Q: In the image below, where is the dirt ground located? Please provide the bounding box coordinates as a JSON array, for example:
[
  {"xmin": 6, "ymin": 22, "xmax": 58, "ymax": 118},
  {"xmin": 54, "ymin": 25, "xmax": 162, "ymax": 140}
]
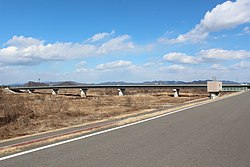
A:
[{"xmin": 0, "ymin": 88, "xmax": 208, "ymax": 140}]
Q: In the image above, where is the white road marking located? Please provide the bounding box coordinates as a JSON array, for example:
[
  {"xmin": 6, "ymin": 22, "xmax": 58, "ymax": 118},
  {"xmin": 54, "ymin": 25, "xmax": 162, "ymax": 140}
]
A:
[{"xmin": 0, "ymin": 99, "xmax": 218, "ymax": 161}]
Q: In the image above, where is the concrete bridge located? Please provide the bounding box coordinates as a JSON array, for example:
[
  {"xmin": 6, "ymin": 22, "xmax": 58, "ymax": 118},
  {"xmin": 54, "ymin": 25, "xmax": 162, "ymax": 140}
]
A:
[{"xmin": 7, "ymin": 84, "xmax": 250, "ymax": 97}]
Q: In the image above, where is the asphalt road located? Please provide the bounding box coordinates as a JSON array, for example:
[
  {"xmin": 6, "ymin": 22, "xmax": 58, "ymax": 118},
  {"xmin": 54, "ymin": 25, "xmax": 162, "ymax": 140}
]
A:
[{"xmin": 1, "ymin": 91, "xmax": 250, "ymax": 167}]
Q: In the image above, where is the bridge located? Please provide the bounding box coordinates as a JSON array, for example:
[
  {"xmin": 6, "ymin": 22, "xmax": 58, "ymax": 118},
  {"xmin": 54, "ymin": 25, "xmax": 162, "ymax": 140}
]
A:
[
  {"xmin": 7, "ymin": 84, "xmax": 250, "ymax": 97},
  {"xmin": 1, "ymin": 90, "xmax": 250, "ymax": 166}
]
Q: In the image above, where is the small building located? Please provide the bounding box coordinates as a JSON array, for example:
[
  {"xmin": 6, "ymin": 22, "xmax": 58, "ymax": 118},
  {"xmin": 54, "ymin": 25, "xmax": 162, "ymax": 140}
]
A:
[
  {"xmin": 207, "ymin": 81, "xmax": 222, "ymax": 99},
  {"xmin": 207, "ymin": 81, "xmax": 222, "ymax": 92}
]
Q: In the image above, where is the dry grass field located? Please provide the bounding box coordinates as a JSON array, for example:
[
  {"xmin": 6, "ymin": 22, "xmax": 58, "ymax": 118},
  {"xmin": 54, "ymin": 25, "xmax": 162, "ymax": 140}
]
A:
[{"xmin": 0, "ymin": 88, "xmax": 208, "ymax": 140}]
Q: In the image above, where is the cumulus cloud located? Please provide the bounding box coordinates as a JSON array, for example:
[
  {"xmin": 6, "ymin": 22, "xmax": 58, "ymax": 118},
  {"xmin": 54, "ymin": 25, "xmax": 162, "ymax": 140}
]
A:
[
  {"xmin": 231, "ymin": 61, "xmax": 250, "ymax": 69},
  {"xmin": 85, "ymin": 31, "xmax": 115, "ymax": 43},
  {"xmin": 210, "ymin": 64, "xmax": 228, "ymax": 70},
  {"xmin": 95, "ymin": 60, "xmax": 133, "ymax": 70},
  {"xmin": 243, "ymin": 26, "xmax": 250, "ymax": 34},
  {"xmin": 161, "ymin": 0, "xmax": 250, "ymax": 43},
  {"xmin": 210, "ymin": 61, "xmax": 250, "ymax": 71},
  {"xmin": 200, "ymin": 48, "xmax": 250, "ymax": 60},
  {"xmin": 160, "ymin": 64, "xmax": 188, "ymax": 72},
  {"xmin": 163, "ymin": 52, "xmax": 201, "ymax": 64},
  {"xmin": 143, "ymin": 60, "xmax": 163, "ymax": 67},
  {"xmin": 72, "ymin": 60, "xmax": 149, "ymax": 82},
  {"xmin": 163, "ymin": 48, "xmax": 250, "ymax": 65},
  {"xmin": 5, "ymin": 35, "xmax": 44, "ymax": 47},
  {"xmin": 75, "ymin": 61, "xmax": 87, "ymax": 69},
  {"xmin": 1, "ymin": 58, "xmax": 250, "ymax": 85},
  {"xmin": 97, "ymin": 35, "xmax": 134, "ymax": 54},
  {"xmin": 0, "ymin": 34, "xmax": 135, "ymax": 66},
  {"xmin": 75, "ymin": 67, "xmax": 90, "ymax": 73}
]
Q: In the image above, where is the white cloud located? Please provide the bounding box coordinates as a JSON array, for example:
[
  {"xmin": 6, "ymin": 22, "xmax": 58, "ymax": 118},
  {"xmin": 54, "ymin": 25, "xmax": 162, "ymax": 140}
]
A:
[
  {"xmin": 160, "ymin": 64, "xmax": 188, "ymax": 71},
  {"xmin": 143, "ymin": 59, "xmax": 163, "ymax": 67},
  {"xmin": 231, "ymin": 61, "xmax": 250, "ymax": 69},
  {"xmin": 74, "ymin": 60, "xmax": 135, "ymax": 73},
  {"xmin": 85, "ymin": 31, "xmax": 115, "ymax": 43},
  {"xmin": 0, "ymin": 34, "xmax": 136, "ymax": 66},
  {"xmin": 201, "ymin": 0, "xmax": 250, "ymax": 31},
  {"xmin": 75, "ymin": 67, "xmax": 90, "ymax": 73},
  {"xmin": 143, "ymin": 62, "xmax": 156, "ymax": 67},
  {"xmin": 5, "ymin": 35, "xmax": 44, "ymax": 47},
  {"xmin": 97, "ymin": 35, "xmax": 134, "ymax": 54},
  {"xmin": 163, "ymin": 52, "xmax": 200, "ymax": 64},
  {"xmin": 210, "ymin": 61, "xmax": 250, "ymax": 71},
  {"xmin": 200, "ymin": 48, "xmax": 250, "ymax": 60},
  {"xmin": 243, "ymin": 26, "xmax": 250, "ymax": 34},
  {"xmin": 95, "ymin": 60, "xmax": 132, "ymax": 70},
  {"xmin": 75, "ymin": 61, "xmax": 87, "ymax": 69},
  {"xmin": 210, "ymin": 64, "xmax": 228, "ymax": 70},
  {"xmin": 73, "ymin": 61, "xmax": 149, "ymax": 83},
  {"xmin": 143, "ymin": 61, "xmax": 161, "ymax": 67},
  {"xmin": 1, "ymin": 59, "xmax": 250, "ymax": 85},
  {"xmin": 162, "ymin": 48, "xmax": 250, "ymax": 67},
  {"xmin": 162, "ymin": 0, "xmax": 250, "ymax": 43}
]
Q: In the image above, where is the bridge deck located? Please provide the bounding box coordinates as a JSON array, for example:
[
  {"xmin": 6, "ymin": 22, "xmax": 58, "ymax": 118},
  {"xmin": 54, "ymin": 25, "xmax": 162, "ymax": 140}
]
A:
[{"xmin": 9, "ymin": 84, "xmax": 249, "ymax": 91}]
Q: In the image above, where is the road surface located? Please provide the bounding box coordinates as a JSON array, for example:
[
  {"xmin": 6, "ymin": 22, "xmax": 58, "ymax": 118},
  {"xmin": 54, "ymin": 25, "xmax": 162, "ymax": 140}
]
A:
[{"xmin": 1, "ymin": 91, "xmax": 250, "ymax": 166}]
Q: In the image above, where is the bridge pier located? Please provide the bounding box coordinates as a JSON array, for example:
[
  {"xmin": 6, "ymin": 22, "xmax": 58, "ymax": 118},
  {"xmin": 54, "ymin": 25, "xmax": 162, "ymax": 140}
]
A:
[
  {"xmin": 209, "ymin": 92, "xmax": 220, "ymax": 99},
  {"xmin": 173, "ymin": 89, "xmax": 180, "ymax": 97},
  {"xmin": 27, "ymin": 89, "xmax": 35, "ymax": 94},
  {"xmin": 118, "ymin": 88, "xmax": 125, "ymax": 96},
  {"xmin": 80, "ymin": 88, "xmax": 88, "ymax": 97},
  {"xmin": 19, "ymin": 89, "xmax": 34, "ymax": 93},
  {"xmin": 4, "ymin": 87, "xmax": 16, "ymax": 94},
  {"xmin": 51, "ymin": 89, "xmax": 59, "ymax": 95}
]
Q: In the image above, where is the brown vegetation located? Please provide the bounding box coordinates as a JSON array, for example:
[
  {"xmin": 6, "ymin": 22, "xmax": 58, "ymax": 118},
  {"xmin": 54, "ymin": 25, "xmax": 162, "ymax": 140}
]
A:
[{"xmin": 0, "ymin": 88, "xmax": 207, "ymax": 140}]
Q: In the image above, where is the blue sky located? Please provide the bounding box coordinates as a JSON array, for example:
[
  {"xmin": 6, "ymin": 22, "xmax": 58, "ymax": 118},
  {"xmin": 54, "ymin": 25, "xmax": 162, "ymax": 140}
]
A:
[{"xmin": 0, "ymin": 0, "xmax": 250, "ymax": 84}]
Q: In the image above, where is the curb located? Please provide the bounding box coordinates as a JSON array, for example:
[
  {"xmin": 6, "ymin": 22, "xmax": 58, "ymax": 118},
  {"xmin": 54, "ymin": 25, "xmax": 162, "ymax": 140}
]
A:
[{"xmin": 0, "ymin": 122, "xmax": 113, "ymax": 151}]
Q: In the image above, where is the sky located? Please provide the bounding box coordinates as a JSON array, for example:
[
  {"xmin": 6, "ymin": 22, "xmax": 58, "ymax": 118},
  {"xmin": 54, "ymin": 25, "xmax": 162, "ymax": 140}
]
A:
[{"xmin": 0, "ymin": 0, "xmax": 250, "ymax": 84}]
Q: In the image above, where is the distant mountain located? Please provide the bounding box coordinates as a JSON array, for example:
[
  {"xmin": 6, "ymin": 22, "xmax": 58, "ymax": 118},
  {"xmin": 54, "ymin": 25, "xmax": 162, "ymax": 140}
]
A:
[
  {"xmin": 15, "ymin": 80, "xmax": 241, "ymax": 87},
  {"xmin": 24, "ymin": 81, "xmax": 49, "ymax": 87},
  {"xmin": 142, "ymin": 80, "xmax": 186, "ymax": 85},
  {"xmin": 188, "ymin": 80, "xmax": 239, "ymax": 84},
  {"xmin": 98, "ymin": 80, "xmax": 239, "ymax": 85},
  {"xmin": 52, "ymin": 81, "xmax": 83, "ymax": 86},
  {"xmin": 97, "ymin": 81, "xmax": 136, "ymax": 85},
  {"xmin": 220, "ymin": 80, "xmax": 239, "ymax": 84},
  {"xmin": 22, "ymin": 81, "xmax": 85, "ymax": 87},
  {"xmin": 98, "ymin": 81, "xmax": 187, "ymax": 85},
  {"xmin": 6, "ymin": 83, "xmax": 24, "ymax": 87},
  {"xmin": 188, "ymin": 80, "xmax": 211, "ymax": 84}
]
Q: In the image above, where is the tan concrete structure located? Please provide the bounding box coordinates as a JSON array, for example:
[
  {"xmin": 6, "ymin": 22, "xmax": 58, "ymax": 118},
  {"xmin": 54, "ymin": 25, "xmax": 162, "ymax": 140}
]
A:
[
  {"xmin": 207, "ymin": 81, "xmax": 222, "ymax": 92},
  {"xmin": 207, "ymin": 81, "xmax": 222, "ymax": 99}
]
